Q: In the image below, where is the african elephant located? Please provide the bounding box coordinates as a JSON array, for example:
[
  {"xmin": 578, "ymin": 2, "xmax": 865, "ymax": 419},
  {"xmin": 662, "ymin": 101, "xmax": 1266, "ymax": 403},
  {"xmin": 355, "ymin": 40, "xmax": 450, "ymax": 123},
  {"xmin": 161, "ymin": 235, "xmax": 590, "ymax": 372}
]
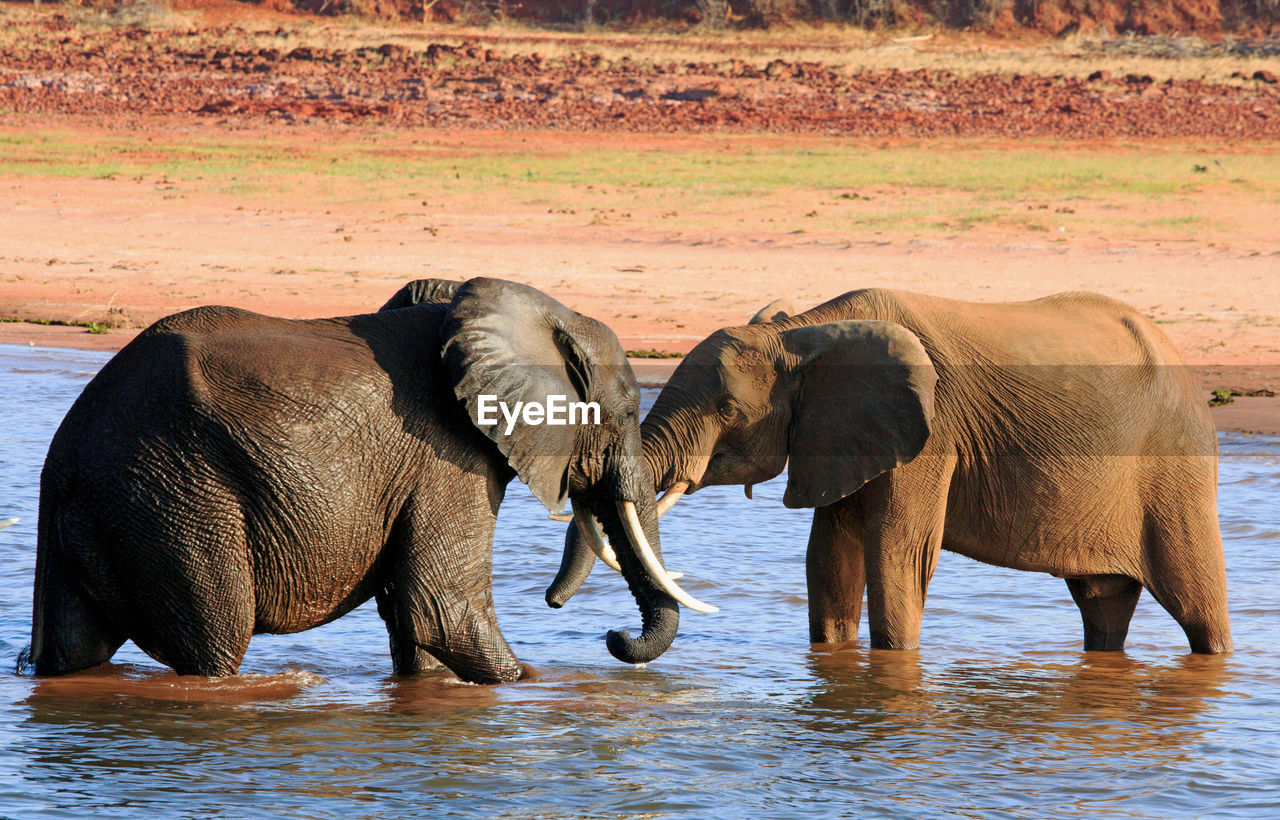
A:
[
  {"xmin": 26, "ymin": 278, "xmax": 705, "ymax": 684},
  {"xmin": 550, "ymin": 288, "xmax": 1231, "ymax": 656}
]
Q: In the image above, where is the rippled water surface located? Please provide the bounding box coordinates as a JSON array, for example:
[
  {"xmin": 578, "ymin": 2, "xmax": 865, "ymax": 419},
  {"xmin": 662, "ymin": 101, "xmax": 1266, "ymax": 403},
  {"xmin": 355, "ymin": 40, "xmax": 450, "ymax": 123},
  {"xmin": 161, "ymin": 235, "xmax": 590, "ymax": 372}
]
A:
[{"xmin": 1, "ymin": 343, "xmax": 1278, "ymax": 818}]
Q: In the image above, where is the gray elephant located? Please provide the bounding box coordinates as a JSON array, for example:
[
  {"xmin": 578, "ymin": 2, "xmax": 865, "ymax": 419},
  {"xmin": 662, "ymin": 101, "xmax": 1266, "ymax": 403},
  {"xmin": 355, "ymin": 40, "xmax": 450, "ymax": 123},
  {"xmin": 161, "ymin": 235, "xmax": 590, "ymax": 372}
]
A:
[
  {"xmin": 551, "ymin": 288, "xmax": 1231, "ymax": 656},
  {"xmin": 26, "ymin": 278, "xmax": 706, "ymax": 684}
]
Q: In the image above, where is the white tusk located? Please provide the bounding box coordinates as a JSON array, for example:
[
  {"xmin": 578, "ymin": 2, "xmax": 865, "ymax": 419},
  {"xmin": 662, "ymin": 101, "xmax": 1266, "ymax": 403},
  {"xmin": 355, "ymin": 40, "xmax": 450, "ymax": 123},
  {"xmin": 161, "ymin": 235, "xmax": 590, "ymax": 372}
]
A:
[
  {"xmin": 557, "ymin": 515, "xmax": 684, "ymax": 580},
  {"xmin": 0, "ymin": 517, "xmax": 17, "ymax": 531},
  {"xmin": 655, "ymin": 481, "xmax": 689, "ymax": 518},
  {"xmin": 570, "ymin": 499, "xmax": 622, "ymax": 572},
  {"xmin": 617, "ymin": 500, "xmax": 718, "ymax": 614},
  {"xmin": 548, "ymin": 513, "xmax": 574, "ymax": 522}
]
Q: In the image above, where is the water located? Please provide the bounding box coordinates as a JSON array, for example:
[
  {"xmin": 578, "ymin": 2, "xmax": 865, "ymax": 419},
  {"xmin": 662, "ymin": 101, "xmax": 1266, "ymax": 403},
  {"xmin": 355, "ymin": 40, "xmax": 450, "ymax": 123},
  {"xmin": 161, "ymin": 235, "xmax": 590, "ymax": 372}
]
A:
[{"xmin": 1, "ymin": 342, "xmax": 1278, "ymax": 818}]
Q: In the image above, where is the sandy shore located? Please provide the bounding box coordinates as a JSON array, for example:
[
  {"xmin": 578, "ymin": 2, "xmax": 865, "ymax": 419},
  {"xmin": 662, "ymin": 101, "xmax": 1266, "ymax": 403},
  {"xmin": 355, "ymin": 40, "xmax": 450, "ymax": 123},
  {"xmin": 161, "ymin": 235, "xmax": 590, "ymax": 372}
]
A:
[
  {"xmin": 3, "ymin": 133, "xmax": 1278, "ymax": 440},
  {"xmin": 2, "ymin": 9, "xmax": 1279, "ymax": 436},
  {"xmin": 2, "ymin": 155, "xmax": 1277, "ymax": 434}
]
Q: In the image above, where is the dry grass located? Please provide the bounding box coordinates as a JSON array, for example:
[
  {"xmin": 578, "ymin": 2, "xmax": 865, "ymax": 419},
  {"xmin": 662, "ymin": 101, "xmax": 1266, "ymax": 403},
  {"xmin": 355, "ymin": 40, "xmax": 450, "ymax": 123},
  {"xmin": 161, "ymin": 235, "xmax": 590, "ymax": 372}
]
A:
[{"xmin": 2, "ymin": 129, "xmax": 1276, "ymax": 248}]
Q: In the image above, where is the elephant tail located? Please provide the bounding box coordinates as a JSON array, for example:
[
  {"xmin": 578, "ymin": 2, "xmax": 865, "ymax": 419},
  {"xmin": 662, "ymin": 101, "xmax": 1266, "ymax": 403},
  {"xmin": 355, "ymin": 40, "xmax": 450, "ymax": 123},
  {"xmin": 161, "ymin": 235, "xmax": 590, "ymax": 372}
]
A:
[
  {"xmin": 28, "ymin": 486, "xmax": 68, "ymax": 675},
  {"xmin": 27, "ymin": 476, "xmax": 122, "ymax": 676}
]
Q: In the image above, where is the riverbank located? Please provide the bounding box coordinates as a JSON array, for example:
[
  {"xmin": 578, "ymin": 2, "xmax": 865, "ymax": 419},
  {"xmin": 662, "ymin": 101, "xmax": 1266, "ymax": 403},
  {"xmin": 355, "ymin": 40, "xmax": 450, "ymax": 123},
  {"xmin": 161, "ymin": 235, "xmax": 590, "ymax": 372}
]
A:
[
  {"xmin": 3, "ymin": 321, "xmax": 1276, "ymax": 436},
  {"xmin": 3, "ymin": 134, "xmax": 1277, "ymax": 433},
  {"xmin": 2, "ymin": 12, "xmax": 1276, "ymax": 437}
]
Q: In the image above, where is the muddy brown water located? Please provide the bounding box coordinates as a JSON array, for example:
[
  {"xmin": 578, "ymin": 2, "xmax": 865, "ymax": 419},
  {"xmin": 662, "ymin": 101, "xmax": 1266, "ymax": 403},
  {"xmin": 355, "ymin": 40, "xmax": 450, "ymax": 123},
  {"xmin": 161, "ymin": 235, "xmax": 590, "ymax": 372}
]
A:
[{"xmin": 1, "ymin": 343, "xmax": 1277, "ymax": 817}]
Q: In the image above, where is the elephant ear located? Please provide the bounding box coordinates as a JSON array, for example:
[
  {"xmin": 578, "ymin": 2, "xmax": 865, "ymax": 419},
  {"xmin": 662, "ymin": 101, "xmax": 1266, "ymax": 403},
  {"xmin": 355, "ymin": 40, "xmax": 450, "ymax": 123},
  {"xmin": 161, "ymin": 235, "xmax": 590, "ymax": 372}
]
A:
[
  {"xmin": 748, "ymin": 297, "xmax": 796, "ymax": 325},
  {"xmin": 440, "ymin": 278, "xmax": 595, "ymax": 514},
  {"xmin": 780, "ymin": 320, "xmax": 936, "ymax": 509},
  {"xmin": 379, "ymin": 279, "xmax": 465, "ymax": 312}
]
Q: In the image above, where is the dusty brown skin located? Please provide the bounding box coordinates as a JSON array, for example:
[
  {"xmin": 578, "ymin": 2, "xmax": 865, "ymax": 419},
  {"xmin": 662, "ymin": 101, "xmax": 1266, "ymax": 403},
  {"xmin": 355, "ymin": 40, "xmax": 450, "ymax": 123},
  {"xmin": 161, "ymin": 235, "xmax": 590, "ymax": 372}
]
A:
[
  {"xmin": 28, "ymin": 278, "xmax": 681, "ymax": 683},
  {"xmin": 558, "ymin": 288, "xmax": 1232, "ymax": 655}
]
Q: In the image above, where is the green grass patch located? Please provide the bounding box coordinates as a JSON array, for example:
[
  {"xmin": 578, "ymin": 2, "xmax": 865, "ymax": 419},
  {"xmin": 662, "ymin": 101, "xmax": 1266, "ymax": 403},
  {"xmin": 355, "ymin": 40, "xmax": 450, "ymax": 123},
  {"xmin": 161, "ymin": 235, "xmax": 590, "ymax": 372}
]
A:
[
  {"xmin": 0, "ymin": 316, "xmax": 100, "ymax": 329},
  {"xmin": 1135, "ymin": 215, "xmax": 1213, "ymax": 229},
  {"xmin": 2, "ymin": 132, "xmax": 1275, "ymax": 242},
  {"xmin": 4, "ymin": 133, "xmax": 1277, "ymax": 201}
]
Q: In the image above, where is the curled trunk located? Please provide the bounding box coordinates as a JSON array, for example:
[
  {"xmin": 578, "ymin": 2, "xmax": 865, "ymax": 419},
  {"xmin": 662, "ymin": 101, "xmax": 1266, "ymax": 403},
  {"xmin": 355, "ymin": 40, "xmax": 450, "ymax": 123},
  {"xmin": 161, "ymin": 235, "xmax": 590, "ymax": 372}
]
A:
[
  {"xmin": 593, "ymin": 492, "xmax": 679, "ymax": 665},
  {"xmin": 546, "ymin": 448, "xmax": 685, "ymax": 609}
]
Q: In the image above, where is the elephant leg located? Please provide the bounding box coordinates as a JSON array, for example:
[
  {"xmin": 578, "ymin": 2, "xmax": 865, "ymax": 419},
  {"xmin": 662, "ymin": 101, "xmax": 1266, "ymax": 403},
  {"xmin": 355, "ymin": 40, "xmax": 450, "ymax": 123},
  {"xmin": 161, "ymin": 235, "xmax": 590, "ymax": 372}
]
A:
[
  {"xmin": 376, "ymin": 588, "xmax": 443, "ymax": 673},
  {"xmin": 130, "ymin": 591, "xmax": 254, "ymax": 676},
  {"xmin": 121, "ymin": 513, "xmax": 256, "ymax": 676},
  {"xmin": 385, "ymin": 499, "xmax": 523, "ymax": 684},
  {"xmin": 30, "ymin": 554, "xmax": 126, "ymax": 675},
  {"xmin": 860, "ymin": 455, "xmax": 954, "ymax": 651},
  {"xmin": 1066, "ymin": 575, "xmax": 1142, "ymax": 651},
  {"xmin": 1142, "ymin": 512, "xmax": 1233, "ymax": 654},
  {"xmin": 132, "ymin": 575, "xmax": 255, "ymax": 676},
  {"xmin": 806, "ymin": 497, "xmax": 865, "ymax": 645}
]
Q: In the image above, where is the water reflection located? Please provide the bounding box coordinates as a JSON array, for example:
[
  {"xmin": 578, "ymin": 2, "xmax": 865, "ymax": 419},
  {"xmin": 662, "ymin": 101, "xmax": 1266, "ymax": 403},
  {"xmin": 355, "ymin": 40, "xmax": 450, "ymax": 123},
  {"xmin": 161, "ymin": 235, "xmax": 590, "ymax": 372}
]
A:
[
  {"xmin": 793, "ymin": 646, "xmax": 1243, "ymax": 815},
  {"xmin": 23, "ymin": 662, "xmax": 325, "ymax": 705},
  {"xmin": 804, "ymin": 647, "xmax": 1231, "ymax": 745}
]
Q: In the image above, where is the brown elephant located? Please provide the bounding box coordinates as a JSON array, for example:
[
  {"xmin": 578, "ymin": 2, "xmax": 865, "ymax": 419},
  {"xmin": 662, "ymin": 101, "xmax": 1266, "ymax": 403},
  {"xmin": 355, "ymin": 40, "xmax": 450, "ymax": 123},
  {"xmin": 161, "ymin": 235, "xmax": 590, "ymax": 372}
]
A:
[
  {"xmin": 550, "ymin": 288, "xmax": 1231, "ymax": 656},
  {"xmin": 25, "ymin": 278, "xmax": 708, "ymax": 683}
]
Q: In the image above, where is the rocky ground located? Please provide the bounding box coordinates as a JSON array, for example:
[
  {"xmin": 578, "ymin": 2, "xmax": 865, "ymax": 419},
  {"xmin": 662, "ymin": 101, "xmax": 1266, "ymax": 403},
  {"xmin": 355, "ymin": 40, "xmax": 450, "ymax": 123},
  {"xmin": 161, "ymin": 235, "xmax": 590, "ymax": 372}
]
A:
[{"xmin": 2, "ymin": 15, "xmax": 1278, "ymax": 136}]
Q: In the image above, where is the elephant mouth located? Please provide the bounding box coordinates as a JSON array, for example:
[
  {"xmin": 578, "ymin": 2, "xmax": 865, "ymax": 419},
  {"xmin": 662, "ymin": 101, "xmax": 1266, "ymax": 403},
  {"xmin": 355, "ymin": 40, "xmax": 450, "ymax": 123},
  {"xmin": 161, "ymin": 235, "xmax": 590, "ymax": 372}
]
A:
[
  {"xmin": 551, "ymin": 479, "xmax": 691, "ymax": 522},
  {"xmin": 570, "ymin": 496, "xmax": 716, "ymax": 614}
]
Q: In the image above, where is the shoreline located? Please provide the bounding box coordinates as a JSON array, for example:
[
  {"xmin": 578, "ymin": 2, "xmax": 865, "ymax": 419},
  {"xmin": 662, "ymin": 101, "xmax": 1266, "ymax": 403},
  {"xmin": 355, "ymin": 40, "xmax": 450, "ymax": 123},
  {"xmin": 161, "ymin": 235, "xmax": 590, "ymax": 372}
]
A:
[{"xmin": 5, "ymin": 322, "xmax": 1277, "ymax": 437}]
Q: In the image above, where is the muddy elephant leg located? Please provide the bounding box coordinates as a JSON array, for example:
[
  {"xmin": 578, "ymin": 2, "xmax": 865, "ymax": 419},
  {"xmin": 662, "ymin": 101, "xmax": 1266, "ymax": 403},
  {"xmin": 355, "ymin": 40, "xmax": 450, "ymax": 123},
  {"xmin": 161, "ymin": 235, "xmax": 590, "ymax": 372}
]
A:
[
  {"xmin": 1066, "ymin": 575, "xmax": 1142, "ymax": 651},
  {"xmin": 860, "ymin": 455, "xmax": 954, "ymax": 651},
  {"xmin": 806, "ymin": 496, "xmax": 865, "ymax": 645},
  {"xmin": 384, "ymin": 499, "xmax": 523, "ymax": 684},
  {"xmin": 375, "ymin": 589, "xmax": 443, "ymax": 673}
]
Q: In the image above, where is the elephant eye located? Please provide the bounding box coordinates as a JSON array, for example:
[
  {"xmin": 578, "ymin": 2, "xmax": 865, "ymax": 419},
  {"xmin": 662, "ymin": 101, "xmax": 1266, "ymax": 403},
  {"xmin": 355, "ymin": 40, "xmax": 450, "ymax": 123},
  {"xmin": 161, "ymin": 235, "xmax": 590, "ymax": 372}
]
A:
[{"xmin": 717, "ymin": 398, "xmax": 740, "ymax": 423}]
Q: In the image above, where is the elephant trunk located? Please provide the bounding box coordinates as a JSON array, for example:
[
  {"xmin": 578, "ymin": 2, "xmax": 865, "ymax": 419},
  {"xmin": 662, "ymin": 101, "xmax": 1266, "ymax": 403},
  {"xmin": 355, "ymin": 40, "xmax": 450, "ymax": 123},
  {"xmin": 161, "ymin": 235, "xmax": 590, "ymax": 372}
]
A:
[
  {"xmin": 640, "ymin": 414, "xmax": 688, "ymax": 495},
  {"xmin": 546, "ymin": 416, "xmax": 711, "ymax": 665},
  {"xmin": 594, "ymin": 491, "xmax": 680, "ymax": 665},
  {"xmin": 546, "ymin": 518, "xmax": 595, "ymax": 608},
  {"xmin": 543, "ymin": 441, "xmax": 679, "ymax": 609}
]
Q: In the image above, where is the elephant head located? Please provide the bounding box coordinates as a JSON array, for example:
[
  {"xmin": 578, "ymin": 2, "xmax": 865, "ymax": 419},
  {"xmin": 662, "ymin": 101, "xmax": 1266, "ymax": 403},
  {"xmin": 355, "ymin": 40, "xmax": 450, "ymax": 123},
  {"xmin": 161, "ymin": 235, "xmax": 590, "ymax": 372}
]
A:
[
  {"xmin": 547, "ymin": 307, "xmax": 936, "ymax": 611},
  {"xmin": 747, "ymin": 297, "xmax": 796, "ymax": 325},
  {"xmin": 441, "ymin": 278, "xmax": 712, "ymax": 667},
  {"xmin": 380, "ymin": 278, "xmax": 464, "ymax": 311}
]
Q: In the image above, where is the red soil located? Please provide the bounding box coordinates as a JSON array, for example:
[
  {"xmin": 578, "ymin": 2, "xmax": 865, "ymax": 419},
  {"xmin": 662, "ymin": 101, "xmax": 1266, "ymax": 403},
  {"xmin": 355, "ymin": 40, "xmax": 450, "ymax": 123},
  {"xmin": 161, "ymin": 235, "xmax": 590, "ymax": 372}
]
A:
[{"xmin": 1, "ymin": 15, "xmax": 1277, "ymax": 137}]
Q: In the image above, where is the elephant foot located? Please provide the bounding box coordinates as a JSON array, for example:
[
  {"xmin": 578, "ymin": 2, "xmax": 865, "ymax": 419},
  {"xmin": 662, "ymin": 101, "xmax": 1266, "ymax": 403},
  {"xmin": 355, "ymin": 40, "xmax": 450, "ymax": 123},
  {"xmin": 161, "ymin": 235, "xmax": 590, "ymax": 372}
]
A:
[
  {"xmin": 868, "ymin": 631, "xmax": 920, "ymax": 651},
  {"xmin": 809, "ymin": 618, "xmax": 861, "ymax": 645},
  {"xmin": 1082, "ymin": 631, "xmax": 1128, "ymax": 652},
  {"xmin": 1068, "ymin": 575, "xmax": 1141, "ymax": 654}
]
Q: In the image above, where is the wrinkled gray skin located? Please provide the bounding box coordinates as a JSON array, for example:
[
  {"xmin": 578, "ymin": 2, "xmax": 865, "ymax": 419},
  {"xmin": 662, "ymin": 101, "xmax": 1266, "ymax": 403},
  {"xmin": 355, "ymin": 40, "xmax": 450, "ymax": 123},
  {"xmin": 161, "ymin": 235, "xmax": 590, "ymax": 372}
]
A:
[
  {"xmin": 27, "ymin": 278, "xmax": 679, "ymax": 684},
  {"xmin": 552, "ymin": 288, "xmax": 1231, "ymax": 656}
]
